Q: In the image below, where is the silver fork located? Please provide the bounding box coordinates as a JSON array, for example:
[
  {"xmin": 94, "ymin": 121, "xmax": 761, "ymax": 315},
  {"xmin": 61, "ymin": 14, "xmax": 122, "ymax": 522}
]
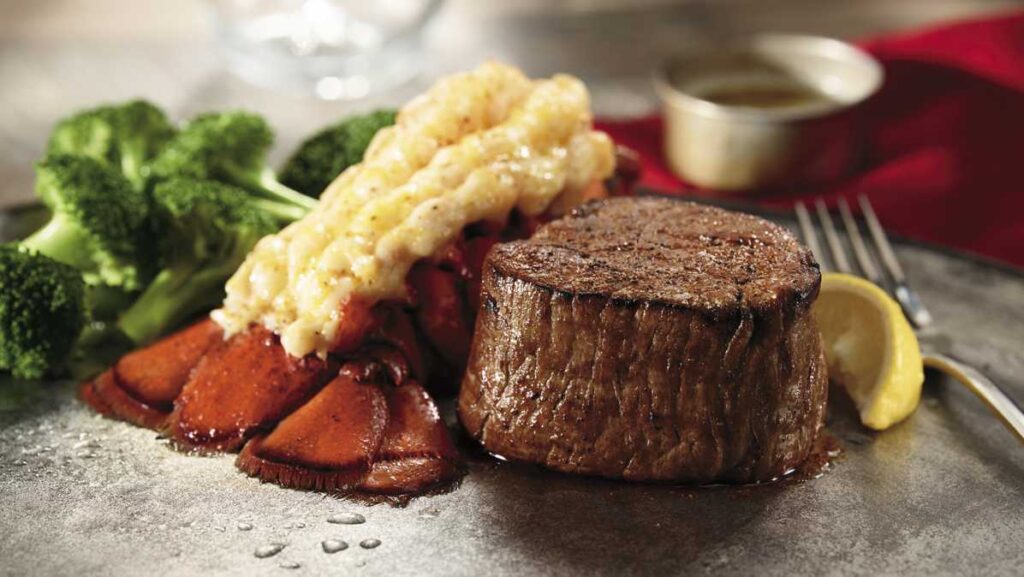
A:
[{"xmin": 795, "ymin": 196, "xmax": 1024, "ymax": 443}]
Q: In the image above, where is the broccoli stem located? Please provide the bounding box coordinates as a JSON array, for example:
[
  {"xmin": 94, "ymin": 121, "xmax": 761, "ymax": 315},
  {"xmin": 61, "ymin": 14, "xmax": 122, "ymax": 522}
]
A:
[
  {"xmin": 117, "ymin": 260, "xmax": 236, "ymax": 344},
  {"xmin": 251, "ymin": 198, "xmax": 309, "ymax": 223},
  {"xmin": 20, "ymin": 213, "xmax": 95, "ymax": 271},
  {"xmin": 259, "ymin": 168, "xmax": 320, "ymax": 208},
  {"xmin": 68, "ymin": 321, "xmax": 134, "ymax": 381},
  {"xmin": 88, "ymin": 284, "xmax": 135, "ymax": 321},
  {"xmin": 221, "ymin": 164, "xmax": 317, "ymax": 212}
]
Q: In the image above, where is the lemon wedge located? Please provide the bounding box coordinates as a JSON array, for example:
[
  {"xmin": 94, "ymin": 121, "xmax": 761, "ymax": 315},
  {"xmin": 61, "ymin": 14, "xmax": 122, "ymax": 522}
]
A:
[{"xmin": 813, "ymin": 272, "xmax": 924, "ymax": 430}]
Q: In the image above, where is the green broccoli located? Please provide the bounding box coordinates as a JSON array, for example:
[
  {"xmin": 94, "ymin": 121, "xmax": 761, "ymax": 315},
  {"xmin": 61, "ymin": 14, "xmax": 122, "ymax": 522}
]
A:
[
  {"xmin": 147, "ymin": 111, "xmax": 317, "ymax": 222},
  {"xmin": 279, "ymin": 109, "xmax": 397, "ymax": 198},
  {"xmin": 0, "ymin": 245, "xmax": 87, "ymax": 379},
  {"xmin": 116, "ymin": 178, "xmax": 277, "ymax": 345},
  {"xmin": 20, "ymin": 155, "xmax": 152, "ymax": 296},
  {"xmin": 46, "ymin": 100, "xmax": 176, "ymax": 190}
]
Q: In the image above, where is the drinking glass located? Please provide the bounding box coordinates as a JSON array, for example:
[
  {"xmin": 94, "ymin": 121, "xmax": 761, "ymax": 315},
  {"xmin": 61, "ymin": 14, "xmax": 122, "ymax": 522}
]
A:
[{"xmin": 207, "ymin": 0, "xmax": 443, "ymax": 100}]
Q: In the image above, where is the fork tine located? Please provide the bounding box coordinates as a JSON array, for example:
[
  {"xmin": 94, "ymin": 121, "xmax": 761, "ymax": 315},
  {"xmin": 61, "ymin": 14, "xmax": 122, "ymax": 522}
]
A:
[
  {"xmin": 858, "ymin": 195, "xmax": 934, "ymax": 328},
  {"xmin": 858, "ymin": 195, "xmax": 906, "ymax": 283},
  {"xmin": 837, "ymin": 198, "xmax": 883, "ymax": 284},
  {"xmin": 795, "ymin": 202, "xmax": 829, "ymax": 272},
  {"xmin": 814, "ymin": 199, "xmax": 852, "ymax": 274}
]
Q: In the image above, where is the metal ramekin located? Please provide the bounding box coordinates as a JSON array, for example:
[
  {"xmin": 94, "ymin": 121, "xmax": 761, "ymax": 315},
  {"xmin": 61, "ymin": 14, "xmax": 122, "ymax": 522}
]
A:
[{"xmin": 654, "ymin": 34, "xmax": 883, "ymax": 193}]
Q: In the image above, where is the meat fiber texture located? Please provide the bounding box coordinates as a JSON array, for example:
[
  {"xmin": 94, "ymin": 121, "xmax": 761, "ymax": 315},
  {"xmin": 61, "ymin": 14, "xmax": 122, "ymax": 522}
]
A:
[{"xmin": 458, "ymin": 197, "xmax": 827, "ymax": 483}]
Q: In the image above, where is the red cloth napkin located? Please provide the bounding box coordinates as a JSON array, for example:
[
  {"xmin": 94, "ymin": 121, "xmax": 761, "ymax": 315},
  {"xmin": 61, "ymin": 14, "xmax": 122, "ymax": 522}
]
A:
[{"xmin": 596, "ymin": 12, "xmax": 1024, "ymax": 268}]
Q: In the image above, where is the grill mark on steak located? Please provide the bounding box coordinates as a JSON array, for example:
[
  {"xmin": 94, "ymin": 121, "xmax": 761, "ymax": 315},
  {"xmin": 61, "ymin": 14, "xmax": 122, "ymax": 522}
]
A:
[{"xmin": 459, "ymin": 198, "xmax": 828, "ymax": 484}]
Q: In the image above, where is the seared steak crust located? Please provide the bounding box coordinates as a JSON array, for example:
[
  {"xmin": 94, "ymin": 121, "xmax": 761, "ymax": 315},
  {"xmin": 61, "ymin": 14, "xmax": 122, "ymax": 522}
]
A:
[{"xmin": 458, "ymin": 198, "xmax": 827, "ymax": 483}]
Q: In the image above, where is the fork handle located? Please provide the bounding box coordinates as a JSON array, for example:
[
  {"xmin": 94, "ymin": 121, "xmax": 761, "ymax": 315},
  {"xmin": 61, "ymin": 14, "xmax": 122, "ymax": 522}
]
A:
[{"xmin": 923, "ymin": 353, "xmax": 1024, "ymax": 443}]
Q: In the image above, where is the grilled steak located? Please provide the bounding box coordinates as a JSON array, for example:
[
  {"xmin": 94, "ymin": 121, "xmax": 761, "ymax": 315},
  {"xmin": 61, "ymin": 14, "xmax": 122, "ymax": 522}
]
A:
[{"xmin": 458, "ymin": 197, "xmax": 827, "ymax": 483}]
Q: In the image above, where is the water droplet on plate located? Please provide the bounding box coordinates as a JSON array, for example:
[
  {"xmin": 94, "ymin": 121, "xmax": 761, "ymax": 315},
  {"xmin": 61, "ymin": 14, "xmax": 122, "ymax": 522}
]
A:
[
  {"xmin": 418, "ymin": 507, "xmax": 441, "ymax": 519},
  {"xmin": 359, "ymin": 538, "xmax": 381, "ymax": 550},
  {"xmin": 321, "ymin": 539, "xmax": 348, "ymax": 553},
  {"xmin": 254, "ymin": 543, "xmax": 286, "ymax": 559},
  {"xmin": 327, "ymin": 512, "xmax": 365, "ymax": 525}
]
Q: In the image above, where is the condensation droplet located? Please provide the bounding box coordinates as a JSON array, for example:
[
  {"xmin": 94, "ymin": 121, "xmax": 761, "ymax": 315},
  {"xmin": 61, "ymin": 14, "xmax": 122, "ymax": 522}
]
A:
[
  {"xmin": 359, "ymin": 538, "xmax": 381, "ymax": 550},
  {"xmin": 327, "ymin": 512, "xmax": 365, "ymax": 525},
  {"xmin": 254, "ymin": 543, "xmax": 286, "ymax": 559},
  {"xmin": 418, "ymin": 507, "xmax": 441, "ymax": 519},
  {"xmin": 321, "ymin": 539, "xmax": 348, "ymax": 554}
]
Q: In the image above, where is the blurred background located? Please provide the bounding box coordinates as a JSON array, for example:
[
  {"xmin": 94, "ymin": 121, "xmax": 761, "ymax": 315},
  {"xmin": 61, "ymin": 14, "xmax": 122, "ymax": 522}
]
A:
[{"xmin": 1, "ymin": 0, "xmax": 1020, "ymax": 209}]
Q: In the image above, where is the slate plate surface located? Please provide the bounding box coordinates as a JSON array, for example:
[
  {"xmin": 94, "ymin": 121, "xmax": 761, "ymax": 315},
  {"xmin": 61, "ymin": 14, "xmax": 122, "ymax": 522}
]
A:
[{"xmin": 1, "ymin": 203, "xmax": 1022, "ymax": 577}]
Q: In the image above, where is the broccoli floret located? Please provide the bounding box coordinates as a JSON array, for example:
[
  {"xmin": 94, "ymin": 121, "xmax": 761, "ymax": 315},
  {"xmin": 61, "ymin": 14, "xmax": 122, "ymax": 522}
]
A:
[
  {"xmin": 21, "ymin": 155, "xmax": 152, "ymax": 293},
  {"xmin": 46, "ymin": 100, "xmax": 176, "ymax": 190},
  {"xmin": 0, "ymin": 245, "xmax": 87, "ymax": 379},
  {"xmin": 279, "ymin": 109, "xmax": 396, "ymax": 198},
  {"xmin": 117, "ymin": 179, "xmax": 277, "ymax": 344},
  {"xmin": 147, "ymin": 111, "xmax": 316, "ymax": 221}
]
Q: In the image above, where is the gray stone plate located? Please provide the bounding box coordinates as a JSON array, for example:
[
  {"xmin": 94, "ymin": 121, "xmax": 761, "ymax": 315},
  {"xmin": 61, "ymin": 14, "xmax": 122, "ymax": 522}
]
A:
[{"xmin": 1, "ymin": 202, "xmax": 1022, "ymax": 577}]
